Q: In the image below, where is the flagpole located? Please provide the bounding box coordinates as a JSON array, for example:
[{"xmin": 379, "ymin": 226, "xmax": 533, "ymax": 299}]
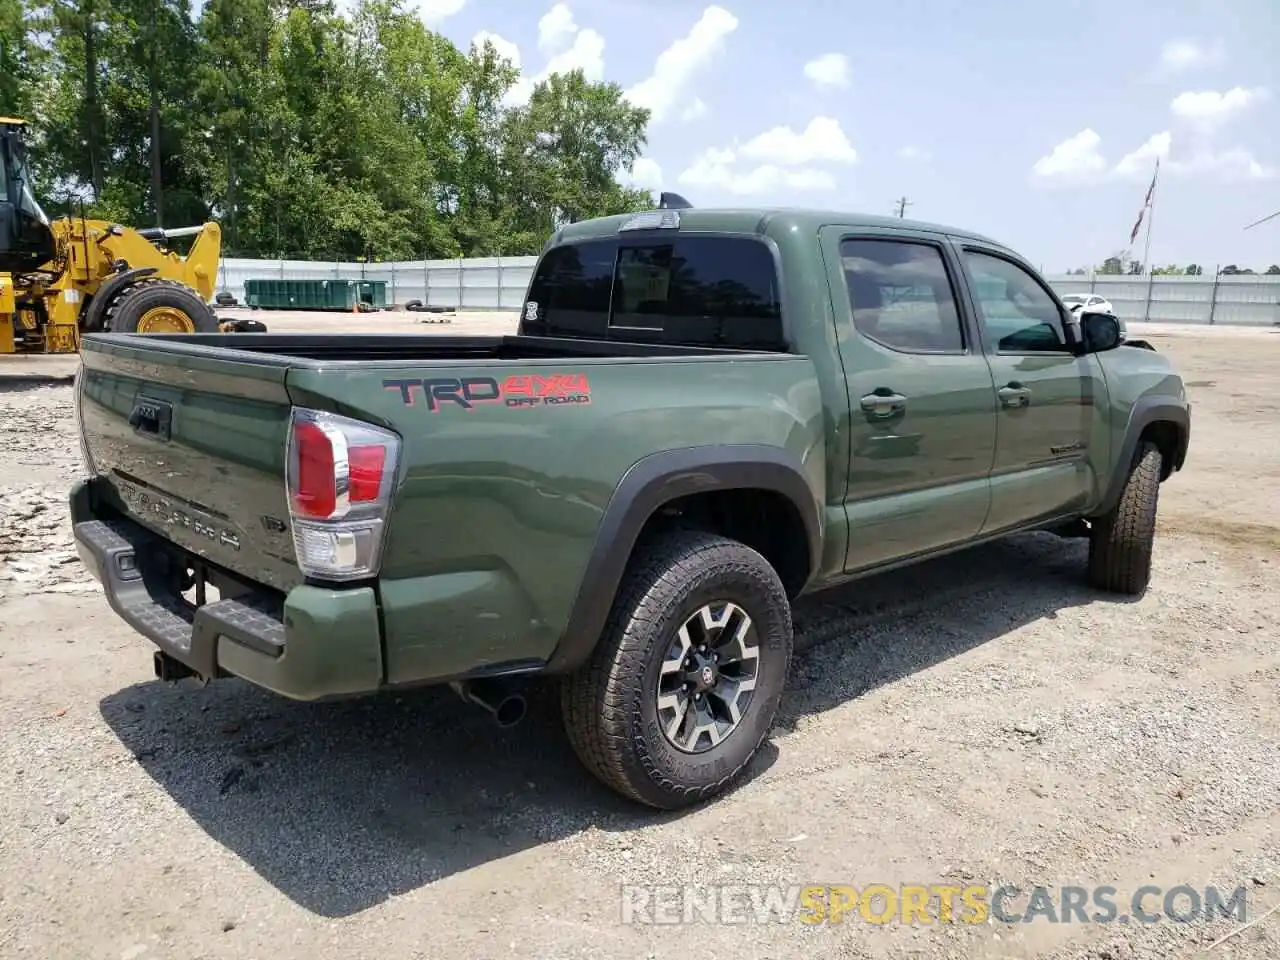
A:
[{"xmin": 1141, "ymin": 159, "xmax": 1159, "ymax": 322}]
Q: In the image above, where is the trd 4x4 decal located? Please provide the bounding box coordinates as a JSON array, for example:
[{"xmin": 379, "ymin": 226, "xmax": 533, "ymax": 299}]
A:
[{"xmin": 384, "ymin": 373, "xmax": 592, "ymax": 412}]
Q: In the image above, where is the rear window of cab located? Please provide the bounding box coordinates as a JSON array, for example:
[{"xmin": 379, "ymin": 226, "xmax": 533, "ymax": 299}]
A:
[{"xmin": 521, "ymin": 235, "xmax": 785, "ymax": 350}]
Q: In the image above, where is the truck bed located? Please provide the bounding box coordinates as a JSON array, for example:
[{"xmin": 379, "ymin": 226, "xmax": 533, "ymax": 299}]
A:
[
  {"xmin": 120, "ymin": 332, "xmax": 787, "ymax": 363},
  {"xmin": 73, "ymin": 327, "xmax": 822, "ymax": 697}
]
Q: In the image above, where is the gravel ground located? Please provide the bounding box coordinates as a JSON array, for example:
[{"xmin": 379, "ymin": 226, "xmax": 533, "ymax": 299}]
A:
[{"xmin": 0, "ymin": 321, "xmax": 1277, "ymax": 959}]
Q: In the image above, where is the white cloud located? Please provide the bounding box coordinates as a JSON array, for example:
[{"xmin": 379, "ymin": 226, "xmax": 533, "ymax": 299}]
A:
[
  {"xmin": 1031, "ymin": 129, "xmax": 1107, "ymax": 181},
  {"xmin": 1115, "ymin": 131, "xmax": 1171, "ymax": 177},
  {"xmin": 541, "ymin": 27, "xmax": 605, "ymax": 83},
  {"xmin": 538, "ymin": 4, "xmax": 577, "ymax": 54},
  {"xmin": 625, "ymin": 6, "xmax": 739, "ymax": 124},
  {"xmin": 677, "ymin": 116, "xmax": 856, "ymax": 196},
  {"xmin": 897, "ymin": 145, "xmax": 931, "ymax": 162},
  {"xmin": 803, "ymin": 53, "xmax": 849, "ymax": 90},
  {"xmin": 680, "ymin": 98, "xmax": 708, "ymax": 122},
  {"xmin": 1041, "ymin": 127, "xmax": 1274, "ymax": 184},
  {"xmin": 472, "ymin": 30, "xmax": 522, "ymax": 69},
  {"xmin": 414, "ymin": 0, "xmax": 466, "ymax": 25},
  {"xmin": 679, "ymin": 148, "xmax": 836, "ymax": 195},
  {"xmin": 739, "ymin": 116, "xmax": 857, "ymax": 165},
  {"xmin": 621, "ymin": 157, "xmax": 664, "ymax": 192},
  {"xmin": 476, "ymin": 12, "xmax": 606, "ymax": 108},
  {"xmin": 1170, "ymin": 86, "xmax": 1269, "ymax": 125},
  {"xmin": 1172, "ymin": 149, "xmax": 1275, "ymax": 181},
  {"xmin": 1158, "ymin": 39, "xmax": 1224, "ymax": 73}
]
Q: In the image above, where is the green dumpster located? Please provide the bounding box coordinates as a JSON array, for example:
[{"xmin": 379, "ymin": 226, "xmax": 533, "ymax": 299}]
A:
[
  {"xmin": 242, "ymin": 278, "xmax": 387, "ymax": 311},
  {"xmin": 355, "ymin": 281, "xmax": 388, "ymax": 310}
]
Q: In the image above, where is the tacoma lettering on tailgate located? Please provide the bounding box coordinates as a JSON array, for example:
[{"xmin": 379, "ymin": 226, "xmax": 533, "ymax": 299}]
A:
[
  {"xmin": 117, "ymin": 481, "xmax": 242, "ymax": 550},
  {"xmin": 383, "ymin": 374, "xmax": 592, "ymax": 412}
]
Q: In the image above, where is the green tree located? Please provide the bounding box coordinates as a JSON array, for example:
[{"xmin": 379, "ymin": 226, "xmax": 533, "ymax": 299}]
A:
[
  {"xmin": 0, "ymin": 0, "xmax": 44, "ymax": 119},
  {"xmin": 20, "ymin": 0, "xmax": 658, "ymax": 260},
  {"xmin": 502, "ymin": 70, "xmax": 653, "ymax": 243},
  {"xmin": 1099, "ymin": 251, "xmax": 1128, "ymax": 275}
]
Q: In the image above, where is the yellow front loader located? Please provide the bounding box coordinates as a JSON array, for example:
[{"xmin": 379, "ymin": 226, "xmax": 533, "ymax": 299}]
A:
[{"xmin": 1, "ymin": 116, "xmax": 253, "ymax": 355}]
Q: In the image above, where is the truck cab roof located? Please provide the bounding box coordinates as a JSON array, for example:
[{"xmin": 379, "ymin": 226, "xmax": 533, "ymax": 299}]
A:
[{"xmin": 550, "ymin": 206, "xmax": 1008, "ymax": 251}]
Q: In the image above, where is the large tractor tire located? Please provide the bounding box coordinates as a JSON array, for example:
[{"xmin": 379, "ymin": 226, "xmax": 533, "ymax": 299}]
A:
[{"xmin": 101, "ymin": 278, "xmax": 219, "ymax": 335}]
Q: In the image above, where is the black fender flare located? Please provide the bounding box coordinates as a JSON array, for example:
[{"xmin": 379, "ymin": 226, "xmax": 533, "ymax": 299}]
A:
[
  {"xmin": 81, "ymin": 267, "xmax": 159, "ymax": 332},
  {"xmin": 1089, "ymin": 396, "xmax": 1190, "ymax": 519},
  {"xmin": 543, "ymin": 444, "xmax": 823, "ymax": 674}
]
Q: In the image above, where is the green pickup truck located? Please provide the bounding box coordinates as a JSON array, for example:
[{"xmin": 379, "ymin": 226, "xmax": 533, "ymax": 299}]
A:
[{"xmin": 70, "ymin": 199, "xmax": 1190, "ymax": 809}]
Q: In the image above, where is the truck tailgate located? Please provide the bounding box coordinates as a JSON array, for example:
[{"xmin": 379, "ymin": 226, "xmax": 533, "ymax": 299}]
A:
[{"xmin": 77, "ymin": 338, "xmax": 301, "ymax": 592}]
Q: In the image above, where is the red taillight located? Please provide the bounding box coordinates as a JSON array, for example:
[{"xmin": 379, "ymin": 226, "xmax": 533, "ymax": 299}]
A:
[
  {"xmin": 290, "ymin": 424, "xmax": 387, "ymax": 516},
  {"xmin": 285, "ymin": 407, "xmax": 400, "ymax": 582},
  {"xmin": 348, "ymin": 444, "xmax": 387, "ymax": 502},
  {"xmin": 292, "ymin": 420, "xmax": 336, "ymax": 518}
]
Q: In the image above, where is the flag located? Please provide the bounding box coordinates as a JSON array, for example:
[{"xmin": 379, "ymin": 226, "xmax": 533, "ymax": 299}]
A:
[{"xmin": 1129, "ymin": 158, "xmax": 1160, "ymax": 244}]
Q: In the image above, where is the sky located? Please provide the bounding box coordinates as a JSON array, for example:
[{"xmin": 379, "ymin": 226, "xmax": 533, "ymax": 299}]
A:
[{"xmin": 407, "ymin": 0, "xmax": 1279, "ymax": 273}]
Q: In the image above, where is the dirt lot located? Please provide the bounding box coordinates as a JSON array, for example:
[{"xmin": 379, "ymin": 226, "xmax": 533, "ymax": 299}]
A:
[{"xmin": 0, "ymin": 318, "xmax": 1277, "ymax": 960}]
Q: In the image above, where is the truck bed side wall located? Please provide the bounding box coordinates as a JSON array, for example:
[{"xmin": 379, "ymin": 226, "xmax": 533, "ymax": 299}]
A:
[{"xmin": 286, "ymin": 355, "xmax": 825, "ymax": 684}]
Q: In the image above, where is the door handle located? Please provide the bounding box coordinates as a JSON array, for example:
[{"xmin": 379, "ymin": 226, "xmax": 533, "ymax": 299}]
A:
[
  {"xmin": 128, "ymin": 398, "xmax": 173, "ymax": 440},
  {"xmin": 998, "ymin": 383, "xmax": 1031, "ymax": 409},
  {"xmin": 859, "ymin": 391, "xmax": 907, "ymax": 418}
]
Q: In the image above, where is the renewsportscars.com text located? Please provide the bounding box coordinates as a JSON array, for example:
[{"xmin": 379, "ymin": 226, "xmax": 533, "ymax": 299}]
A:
[{"xmin": 619, "ymin": 883, "xmax": 1251, "ymax": 926}]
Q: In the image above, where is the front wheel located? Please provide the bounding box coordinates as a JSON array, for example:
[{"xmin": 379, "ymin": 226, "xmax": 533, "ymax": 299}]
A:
[
  {"xmin": 1088, "ymin": 441, "xmax": 1163, "ymax": 595},
  {"xmin": 560, "ymin": 529, "xmax": 793, "ymax": 810}
]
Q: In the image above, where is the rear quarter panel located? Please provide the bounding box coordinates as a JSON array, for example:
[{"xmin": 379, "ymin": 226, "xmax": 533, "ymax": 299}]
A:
[{"xmin": 287, "ymin": 355, "xmax": 824, "ymax": 682}]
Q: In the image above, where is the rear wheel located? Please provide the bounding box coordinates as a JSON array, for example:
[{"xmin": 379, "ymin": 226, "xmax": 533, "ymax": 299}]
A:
[
  {"xmin": 102, "ymin": 278, "xmax": 218, "ymax": 335},
  {"xmin": 560, "ymin": 529, "xmax": 793, "ymax": 809}
]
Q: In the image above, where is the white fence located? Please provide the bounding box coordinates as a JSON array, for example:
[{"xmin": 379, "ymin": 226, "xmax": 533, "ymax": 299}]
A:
[
  {"xmin": 217, "ymin": 257, "xmax": 1280, "ymax": 327},
  {"xmin": 1050, "ymin": 274, "xmax": 1280, "ymax": 327},
  {"xmin": 217, "ymin": 257, "xmax": 538, "ymax": 312}
]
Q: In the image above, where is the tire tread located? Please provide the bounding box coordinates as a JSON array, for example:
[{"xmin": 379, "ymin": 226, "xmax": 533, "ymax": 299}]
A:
[
  {"xmin": 560, "ymin": 529, "xmax": 791, "ymax": 809},
  {"xmin": 1088, "ymin": 441, "xmax": 1162, "ymax": 595},
  {"xmin": 102, "ymin": 278, "xmax": 218, "ymax": 334}
]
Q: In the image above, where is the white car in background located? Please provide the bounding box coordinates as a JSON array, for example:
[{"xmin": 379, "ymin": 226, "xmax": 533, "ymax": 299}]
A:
[
  {"xmin": 1061, "ymin": 293, "xmax": 1115, "ymax": 315},
  {"xmin": 1061, "ymin": 293, "xmax": 1127, "ymax": 341}
]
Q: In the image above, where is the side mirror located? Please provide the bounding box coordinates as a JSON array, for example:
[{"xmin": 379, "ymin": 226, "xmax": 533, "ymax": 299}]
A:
[{"xmin": 1078, "ymin": 311, "xmax": 1122, "ymax": 353}]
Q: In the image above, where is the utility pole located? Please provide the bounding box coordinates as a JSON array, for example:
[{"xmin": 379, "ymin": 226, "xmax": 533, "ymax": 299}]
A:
[{"xmin": 893, "ymin": 196, "xmax": 913, "ymax": 218}]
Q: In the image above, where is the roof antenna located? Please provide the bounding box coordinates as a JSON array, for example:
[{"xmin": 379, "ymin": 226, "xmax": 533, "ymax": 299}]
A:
[{"xmin": 658, "ymin": 192, "xmax": 693, "ymax": 210}]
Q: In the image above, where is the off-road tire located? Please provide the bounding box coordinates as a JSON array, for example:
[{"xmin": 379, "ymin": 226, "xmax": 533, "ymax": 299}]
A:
[
  {"xmin": 102, "ymin": 278, "xmax": 218, "ymax": 334},
  {"xmin": 559, "ymin": 529, "xmax": 793, "ymax": 810},
  {"xmin": 1088, "ymin": 441, "xmax": 1163, "ymax": 595}
]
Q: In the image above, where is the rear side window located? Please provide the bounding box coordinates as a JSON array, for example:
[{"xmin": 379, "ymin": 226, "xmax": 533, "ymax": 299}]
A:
[
  {"xmin": 840, "ymin": 239, "xmax": 965, "ymax": 353},
  {"xmin": 523, "ymin": 235, "xmax": 785, "ymax": 349},
  {"xmin": 523, "ymin": 240, "xmax": 618, "ymax": 338}
]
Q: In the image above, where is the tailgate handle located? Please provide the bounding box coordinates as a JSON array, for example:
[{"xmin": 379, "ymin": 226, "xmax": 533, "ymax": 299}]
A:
[{"xmin": 128, "ymin": 398, "xmax": 172, "ymax": 441}]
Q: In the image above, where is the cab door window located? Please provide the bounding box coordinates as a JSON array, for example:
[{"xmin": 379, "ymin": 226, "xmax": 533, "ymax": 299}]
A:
[
  {"xmin": 962, "ymin": 251, "xmax": 1070, "ymax": 353},
  {"xmin": 840, "ymin": 238, "xmax": 967, "ymax": 353}
]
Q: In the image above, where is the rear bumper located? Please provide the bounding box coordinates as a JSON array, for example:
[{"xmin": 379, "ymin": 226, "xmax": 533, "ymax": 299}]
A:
[{"xmin": 71, "ymin": 479, "xmax": 383, "ymax": 701}]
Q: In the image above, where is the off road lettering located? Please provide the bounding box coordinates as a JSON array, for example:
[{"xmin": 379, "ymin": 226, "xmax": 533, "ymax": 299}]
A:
[{"xmin": 502, "ymin": 373, "xmax": 592, "ymax": 407}]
